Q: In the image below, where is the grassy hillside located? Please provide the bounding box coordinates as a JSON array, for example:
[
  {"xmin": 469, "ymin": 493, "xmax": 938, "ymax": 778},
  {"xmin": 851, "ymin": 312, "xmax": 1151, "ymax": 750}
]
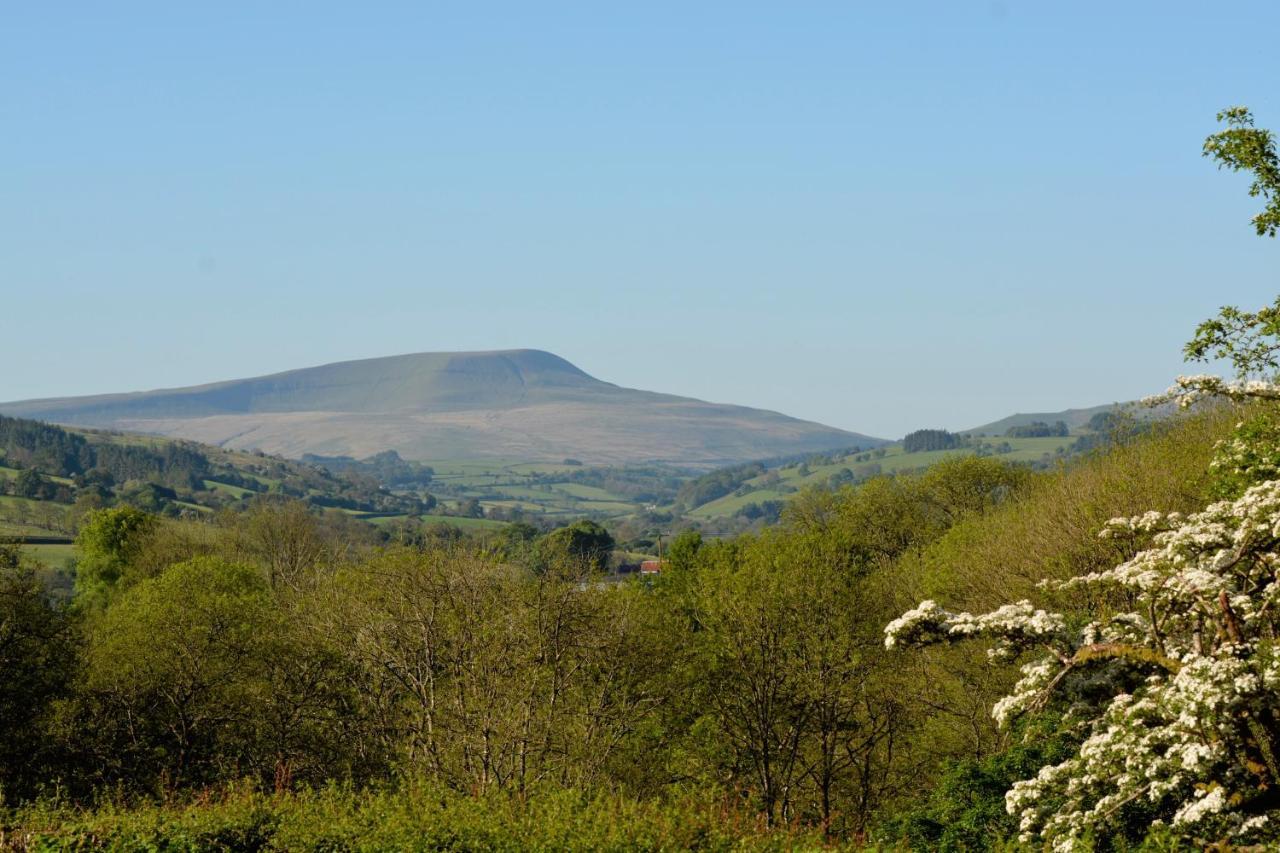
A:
[{"xmin": 683, "ymin": 434, "xmax": 1086, "ymax": 519}]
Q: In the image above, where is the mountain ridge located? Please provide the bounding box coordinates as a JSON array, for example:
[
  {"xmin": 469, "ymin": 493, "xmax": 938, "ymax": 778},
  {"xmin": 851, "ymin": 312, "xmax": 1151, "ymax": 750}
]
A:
[{"xmin": 0, "ymin": 350, "xmax": 884, "ymax": 466}]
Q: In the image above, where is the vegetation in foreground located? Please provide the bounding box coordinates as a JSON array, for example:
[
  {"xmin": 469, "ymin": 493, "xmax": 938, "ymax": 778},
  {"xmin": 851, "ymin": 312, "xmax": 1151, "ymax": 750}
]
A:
[
  {"xmin": 3, "ymin": 784, "xmax": 838, "ymax": 852},
  {"xmin": 0, "ymin": 396, "xmax": 1242, "ymax": 850}
]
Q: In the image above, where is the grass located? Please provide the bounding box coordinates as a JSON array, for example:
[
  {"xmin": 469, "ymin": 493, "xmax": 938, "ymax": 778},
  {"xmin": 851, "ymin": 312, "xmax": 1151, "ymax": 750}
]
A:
[
  {"xmin": 0, "ymin": 465, "xmax": 73, "ymax": 486},
  {"xmin": 203, "ymin": 479, "xmax": 255, "ymax": 499},
  {"xmin": 24, "ymin": 542, "xmax": 76, "ymax": 565},
  {"xmin": 574, "ymin": 500, "xmax": 636, "ymax": 513},
  {"xmin": 421, "ymin": 460, "xmax": 644, "ymax": 521},
  {"xmin": 366, "ymin": 514, "xmax": 510, "ymax": 532},
  {"xmin": 0, "ymin": 495, "xmax": 64, "ymax": 512},
  {"xmin": 688, "ymin": 489, "xmax": 795, "ymax": 519},
  {"xmin": 483, "ymin": 499, "xmax": 567, "ymax": 514},
  {"xmin": 422, "ymin": 516, "xmax": 510, "ymax": 531},
  {"xmin": 545, "ymin": 483, "xmax": 622, "ymax": 500},
  {"xmin": 75, "ymin": 428, "xmax": 168, "ymax": 449},
  {"xmin": 425, "ymin": 459, "xmax": 585, "ymax": 476},
  {"xmin": 0, "ymin": 520, "xmax": 61, "ymax": 537}
]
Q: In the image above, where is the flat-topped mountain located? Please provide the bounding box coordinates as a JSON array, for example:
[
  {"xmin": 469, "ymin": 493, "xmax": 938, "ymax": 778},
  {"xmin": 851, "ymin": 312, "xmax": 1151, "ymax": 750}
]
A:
[{"xmin": 0, "ymin": 350, "xmax": 884, "ymax": 466}]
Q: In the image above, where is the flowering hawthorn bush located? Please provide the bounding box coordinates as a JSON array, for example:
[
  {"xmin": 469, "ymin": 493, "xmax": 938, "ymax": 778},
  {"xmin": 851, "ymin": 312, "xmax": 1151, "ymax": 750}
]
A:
[{"xmin": 885, "ymin": 385, "xmax": 1280, "ymax": 849}]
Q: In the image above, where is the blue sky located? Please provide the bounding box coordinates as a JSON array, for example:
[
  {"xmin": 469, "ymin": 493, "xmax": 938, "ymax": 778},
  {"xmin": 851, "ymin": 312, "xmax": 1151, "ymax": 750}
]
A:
[{"xmin": 2, "ymin": 2, "xmax": 1277, "ymax": 438}]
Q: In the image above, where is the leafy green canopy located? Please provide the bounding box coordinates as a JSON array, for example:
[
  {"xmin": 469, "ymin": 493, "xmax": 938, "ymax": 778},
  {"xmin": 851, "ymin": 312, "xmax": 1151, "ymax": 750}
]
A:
[
  {"xmin": 72, "ymin": 505, "xmax": 154, "ymax": 605},
  {"xmin": 1204, "ymin": 107, "xmax": 1280, "ymax": 238},
  {"xmin": 1187, "ymin": 108, "xmax": 1280, "ymax": 378}
]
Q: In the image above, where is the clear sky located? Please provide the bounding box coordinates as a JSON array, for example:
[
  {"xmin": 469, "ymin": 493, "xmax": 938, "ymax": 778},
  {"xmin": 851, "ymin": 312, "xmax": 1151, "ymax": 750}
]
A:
[{"xmin": 3, "ymin": 2, "xmax": 1277, "ymax": 439}]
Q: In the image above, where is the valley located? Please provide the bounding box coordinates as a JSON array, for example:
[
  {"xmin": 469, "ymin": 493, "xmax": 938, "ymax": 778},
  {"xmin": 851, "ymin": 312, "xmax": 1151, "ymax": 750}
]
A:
[{"xmin": 1, "ymin": 399, "xmax": 1123, "ymax": 575}]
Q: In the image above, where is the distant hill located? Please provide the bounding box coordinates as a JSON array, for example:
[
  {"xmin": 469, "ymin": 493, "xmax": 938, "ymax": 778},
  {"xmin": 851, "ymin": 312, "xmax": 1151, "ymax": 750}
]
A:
[
  {"xmin": 962, "ymin": 403, "xmax": 1129, "ymax": 437},
  {"xmin": 0, "ymin": 350, "xmax": 884, "ymax": 466}
]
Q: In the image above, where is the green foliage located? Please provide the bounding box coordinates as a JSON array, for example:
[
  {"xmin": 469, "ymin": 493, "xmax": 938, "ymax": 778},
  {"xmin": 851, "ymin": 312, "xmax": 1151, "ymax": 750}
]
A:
[
  {"xmin": 903, "ymin": 428, "xmax": 963, "ymax": 453},
  {"xmin": 0, "ymin": 415, "xmax": 93, "ymax": 476},
  {"xmin": 0, "ymin": 414, "xmax": 431, "ymax": 533},
  {"xmin": 1185, "ymin": 112, "xmax": 1280, "ymax": 378},
  {"xmin": 497, "ymin": 519, "xmax": 539, "ymax": 557},
  {"xmin": 1203, "ymin": 106, "xmax": 1280, "ymax": 237},
  {"xmin": 0, "ymin": 547, "xmax": 75, "ymax": 802},
  {"xmin": 676, "ymin": 462, "xmax": 766, "ymax": 508},
  {"xmin": 0, "ymin": 414, "xmax": 212, "ymax": 489},
  {"xmin": 302, "ymin": 449, "xmax": 435, "ymax": 488},
  {"xmin": 1184, "ymin": 295, "xmax": 1280, "ymax": 379},
  {"xmin": 1005, "ymin": 420, "xmax": 1068, "ymax": 438},
  {"xmin": 72, "ymin": 505, "xmax": 155, "ymax": 603},
  {"xmin": 0, "ymin": 408, "xmax": 1244, "ymax": 845},
  {"xmin": 79, "ymin": 557, "xmax": 276, "ymax": 789},
  {"xmin": 877, "ymin": 717, "xmax": 1076, "ymax": 851},
  {"xmin": 664, "ymin": 528, "xmax": 703, "ymax": 572},
  {"xmin": 1207, "ymin": 407, "xmax": 1280, "ymax": 498},
  {"xmin": 1, "ymin": 782, "xmax": 839, "ymax": 851},
  {"xmin": 536, "ymin": 519, "xmax": 615, "ymax": 571},
  {"xmin": 910, "ymin": 408, "xmax": 1234, "ymax": 610},
  {"xmin": 234, "ymin": 499, "xmax": 331, "ymax": 591},
  {"xmin": 12, "ymin": 468, "xmax": 46, "ymax": 499}
]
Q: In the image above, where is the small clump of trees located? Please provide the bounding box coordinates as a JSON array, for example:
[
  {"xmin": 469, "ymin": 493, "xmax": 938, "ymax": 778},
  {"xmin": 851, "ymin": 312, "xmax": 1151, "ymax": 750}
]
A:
[
  {"xmin": 903, "ymin": 428, "xmax": 964, "ymax": 453},
  {"xmin": 1004, "ymin": 420, "xmax": 1068, "ymax": 438}
]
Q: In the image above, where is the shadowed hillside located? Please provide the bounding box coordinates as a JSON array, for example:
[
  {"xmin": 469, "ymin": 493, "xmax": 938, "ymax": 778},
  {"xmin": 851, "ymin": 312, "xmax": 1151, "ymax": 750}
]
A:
[{"xmin": 0, "ymin": 350, "xmax": 883, "ymax": 466}]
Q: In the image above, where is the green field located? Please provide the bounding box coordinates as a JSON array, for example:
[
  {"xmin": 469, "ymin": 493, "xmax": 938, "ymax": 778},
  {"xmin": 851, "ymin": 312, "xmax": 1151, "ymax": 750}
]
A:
[
  {"xmin": 363, "ymin": 514, "xmax": 510, "ymax": 532},
  {"xmin": 419, "ymin": 516, "xmax": 510, "ymax": 531},
  {"xmin": 420, "ymin": 460, "xmax": 647, "ymax": 521},
  {"xmin": 203, "ymin": 479, "xmax": 255, "ymax": 498},
  {"xmin": 688, "ymin": 488, "xmax": 795, "ymax": 519},
  {"xmin": 0, "ymin": 494, "xmax": 68, "ymax": 512},
  {"xmin": 24, "ymin": 542, "xmax": 76, "ymax": 565},
  {"xmin": 0, "ymin": 520, "xmax": 61, "ymax": 537},
  {"xmin": 0, "ymin": 465, "xmax": 73, "ymax": 486}
]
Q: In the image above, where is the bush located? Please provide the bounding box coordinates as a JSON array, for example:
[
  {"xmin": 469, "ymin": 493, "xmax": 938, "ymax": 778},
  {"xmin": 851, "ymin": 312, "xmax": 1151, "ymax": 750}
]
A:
[{"xmin": 1, "ymin": 783, "xmax": 839, "ymax": 852}]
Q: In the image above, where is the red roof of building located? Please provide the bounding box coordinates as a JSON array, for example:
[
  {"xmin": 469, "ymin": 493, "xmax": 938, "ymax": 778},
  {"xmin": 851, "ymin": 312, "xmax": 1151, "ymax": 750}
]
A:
[{"xmin": 639, "ymin": 560, "xmax": 663, "ymax": 574}]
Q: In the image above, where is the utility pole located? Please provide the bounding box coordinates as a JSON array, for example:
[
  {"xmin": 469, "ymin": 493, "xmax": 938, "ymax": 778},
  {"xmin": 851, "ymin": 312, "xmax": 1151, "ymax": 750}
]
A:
[{"xmin": 655, "ymin": 529, "xmax": 671, "ymax": 564}]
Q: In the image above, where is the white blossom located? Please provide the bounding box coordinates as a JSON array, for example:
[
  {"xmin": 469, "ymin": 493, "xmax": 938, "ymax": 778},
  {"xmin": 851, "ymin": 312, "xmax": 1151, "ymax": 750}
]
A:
[{"xmin": 1143, "ymin": 374, "xmax": 1280, "ymax": 409}]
